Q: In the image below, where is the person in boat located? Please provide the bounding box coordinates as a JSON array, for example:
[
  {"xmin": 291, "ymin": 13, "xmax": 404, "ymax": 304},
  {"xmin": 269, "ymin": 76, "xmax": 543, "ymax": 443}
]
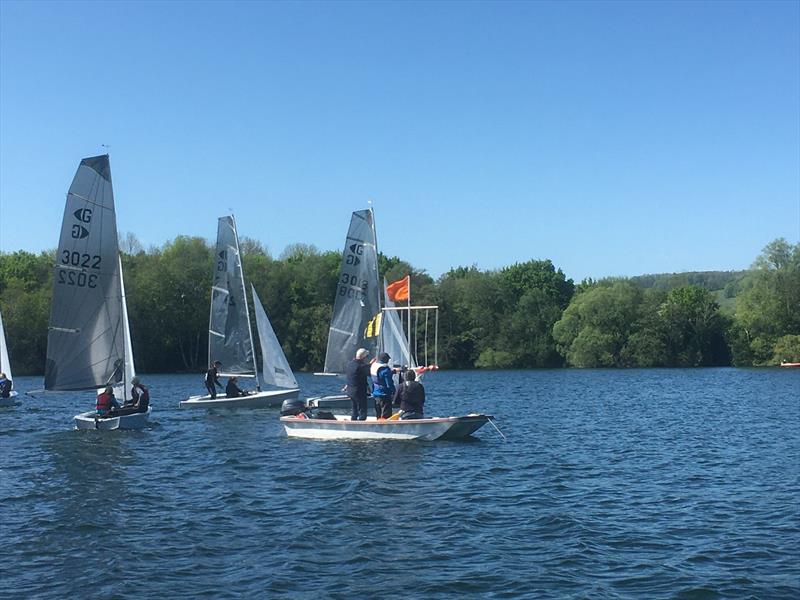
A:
[
  {"xmin": 96, "ymin": 385, "xmax": 120, "ymax": 417},
  {"xmin": 345, "ymin": 348, "xmax": 371, "ymax": 421},
  {"xmin": 225, "ymin": 376, "xmax": 249, "ymax": 398},
  {"xmin": 205, "ymin": 360, "xmax": 223, "ymax": 398},
  {"xmin": 0, "ymin": 372, "xmax": 12, "ymax": 398},
  {"xmin": 115, "ymin": 377, "xmax": 151, "ymax": 416},
  {"xmin": 371, "ymin": 352, "xmax": 396, "ymax": 419},
  {"xmin": 393, "ymin": 369, "xmax": 425, "ymax": 419}
]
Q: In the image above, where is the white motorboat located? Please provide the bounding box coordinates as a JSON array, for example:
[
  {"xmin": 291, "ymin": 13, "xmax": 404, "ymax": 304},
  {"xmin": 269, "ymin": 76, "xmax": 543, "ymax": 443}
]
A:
[
  {"xmin": 280, "ymin": 413, "xmax": 493, "ymax": 441},
  {"xmin": 180, "ymin": 216, "xmax": 299, "ymax": 409},
  {"xmin": 43, "ymin": 155, "xmax": 149, "ymax": 430}
]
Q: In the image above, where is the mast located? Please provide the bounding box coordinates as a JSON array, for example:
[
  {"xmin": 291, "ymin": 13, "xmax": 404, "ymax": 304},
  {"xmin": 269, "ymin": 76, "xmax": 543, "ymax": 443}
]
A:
[{"xmin": 232, "ymin": 215, "xmax": 260, "ymax": 390}]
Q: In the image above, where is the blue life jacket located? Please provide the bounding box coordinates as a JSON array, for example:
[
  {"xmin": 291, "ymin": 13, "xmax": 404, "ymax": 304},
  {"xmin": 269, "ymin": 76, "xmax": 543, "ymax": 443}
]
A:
[{"xmin": 370, "ymin": 363, "xmax": 395, "ymax": 398}]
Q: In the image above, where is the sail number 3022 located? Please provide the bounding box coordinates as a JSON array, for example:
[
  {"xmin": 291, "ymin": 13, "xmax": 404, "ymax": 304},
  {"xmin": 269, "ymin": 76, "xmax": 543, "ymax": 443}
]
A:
[{"xmin": 56, "ymin": 251, "xmax": 101, "ymax": 288}]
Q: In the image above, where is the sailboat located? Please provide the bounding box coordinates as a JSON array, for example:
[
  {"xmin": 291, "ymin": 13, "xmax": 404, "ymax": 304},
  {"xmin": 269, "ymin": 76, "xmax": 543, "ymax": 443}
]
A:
[
  {"xmin": 179, "ymin": 216, "xmax": 299, "ymax": 409},
  {"xmin": 44, "ymin": 155, "xmax": 149, "ymax": 430},
  {"xmin": 0, "ymin": 309, "xmax": 18, "ymax": 407},
  {"xmin": 308, "ymin": 208, "xmax": 382, "ymax": 409}
]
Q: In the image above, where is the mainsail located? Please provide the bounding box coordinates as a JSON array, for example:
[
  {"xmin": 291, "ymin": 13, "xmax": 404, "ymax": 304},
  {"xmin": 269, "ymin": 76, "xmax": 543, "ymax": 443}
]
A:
[
  {"xmin": 323, "ymin": 208, "xmax": 381, "ymax": 374},
  {"xmin": 45, "ymin": 155, "xmax": 128, "ymax": 392},
  {"xmin": 252, "ymin": 286, "xmax": 298, "ymax": 389},
  {"xmin": 209, "ymin": 216, "xmax": 256, "ymax": 377},
  {"xmin": 0, "ymin": 309, "xmax": 12, "ymax": 381}
]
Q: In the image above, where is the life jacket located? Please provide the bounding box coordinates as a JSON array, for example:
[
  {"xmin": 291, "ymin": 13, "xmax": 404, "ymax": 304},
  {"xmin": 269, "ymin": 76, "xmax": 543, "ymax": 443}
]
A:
[
  {"xmin": 96, "ymin": 392, "xmax": 114, "ymax": 413},
  {"xmin": 370, "ymin": 362, "xmax": 395, "ymax": 398},
  {"xmin": 132, "ymin": 384, "xmax": 149, "ymax": 408}
]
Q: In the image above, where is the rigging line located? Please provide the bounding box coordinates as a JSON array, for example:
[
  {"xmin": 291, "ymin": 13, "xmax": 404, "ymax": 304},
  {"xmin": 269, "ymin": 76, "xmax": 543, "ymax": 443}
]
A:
[{"xmin": 487, "ymin": 417, "xmax": 507, "ymax": 442}]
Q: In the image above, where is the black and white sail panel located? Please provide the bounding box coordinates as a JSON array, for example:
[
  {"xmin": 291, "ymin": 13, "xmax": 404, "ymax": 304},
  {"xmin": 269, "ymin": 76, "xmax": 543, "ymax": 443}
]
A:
[
  {"xmin": 209, "ymin": 216, "xmax": 256, "ymax": 376},
  {"xmin": 323, "ymin": 209, "xmax": 381, "ymax": 374},
  {"xmin": 45, "ymin": 155, "xmax": 125, "ymax": 391}
]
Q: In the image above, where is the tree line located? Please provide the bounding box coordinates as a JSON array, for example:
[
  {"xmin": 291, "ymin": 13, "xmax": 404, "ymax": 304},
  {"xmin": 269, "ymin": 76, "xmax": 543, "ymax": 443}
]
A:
[{"xmin": 1, "ymin": 237, "xmax": 798, "ymax": 375}]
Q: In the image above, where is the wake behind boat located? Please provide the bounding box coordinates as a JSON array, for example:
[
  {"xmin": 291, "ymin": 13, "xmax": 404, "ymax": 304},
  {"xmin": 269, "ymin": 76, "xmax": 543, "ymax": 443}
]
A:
[
  {"xmin": 180, "ymin": 216, "xmax": 299, "ymax": 409},
  {"xmin": 45, "ymin": 155, "xmax": 149, "ymax": 430},
  {"xmin": 280, "ymin": 413, "xmax": 493, "ymax": 441}
]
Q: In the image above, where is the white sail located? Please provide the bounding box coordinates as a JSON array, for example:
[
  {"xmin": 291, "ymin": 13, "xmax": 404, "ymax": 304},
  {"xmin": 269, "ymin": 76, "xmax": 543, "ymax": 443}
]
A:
[
  {"xmin": 209, "ymin": 216, "xmax": 257, "ymax": 379},
  {"xmin": 0, "ymin": 309, "xmax": 12, "ymax": 382},
  {"xmin": 251, "ymin": 286, "xmax": 298, "ymax": 390},
  {"xmin": 381, "ymin": 279, "xmax": 416, "ymax": 369},
  {"xmin": 109, "ymin": 255, "xmax": 136, "ymax": 402}
]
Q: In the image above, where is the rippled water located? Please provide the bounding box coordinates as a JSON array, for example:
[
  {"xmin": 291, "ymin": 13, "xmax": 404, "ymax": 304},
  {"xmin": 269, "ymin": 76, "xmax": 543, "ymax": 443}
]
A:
[{"xmin": 1, "ymin": 369, "xmax": 798, "ymax": 599}]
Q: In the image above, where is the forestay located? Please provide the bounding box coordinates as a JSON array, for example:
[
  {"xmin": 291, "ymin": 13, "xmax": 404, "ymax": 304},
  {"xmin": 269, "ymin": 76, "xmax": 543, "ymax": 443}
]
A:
[
  {"xmin": 323, "ymin": 209, "xmax": 381, "ymax": 374},
  {"xmin": 251, "ymin": 286, "xmax": 298, "ymax": 389},
  {"xmin": 209, "ymin": 216, "xmax": 256, "ymax": 377},
  {"xmin": 45, "ymin": 155, "xmax": 127, "ymax": 392}
]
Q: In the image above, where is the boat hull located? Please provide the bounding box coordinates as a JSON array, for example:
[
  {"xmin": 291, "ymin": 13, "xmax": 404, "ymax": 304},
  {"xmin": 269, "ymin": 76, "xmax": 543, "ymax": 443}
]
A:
[
  {"xmin": 779, "ymin": 361, "xmax": 800, "ymax": 367},
  {"xmin": 179, "ymin": 388, "xmax": 299, "ymax": 409},
  {"xmin": 74, "ymin": 406, "xmax": 151, "ymax": 430},
  {"xmin": 281, "ymin": 414, "xmax": 492, "ymax": 441},
  {"xmin": 0, "ymin": 391, "xmax": 19, "ymax": 407},
  {"xmin": 307, "ymin": 394, "xmax": 353, "ymax": 409}
]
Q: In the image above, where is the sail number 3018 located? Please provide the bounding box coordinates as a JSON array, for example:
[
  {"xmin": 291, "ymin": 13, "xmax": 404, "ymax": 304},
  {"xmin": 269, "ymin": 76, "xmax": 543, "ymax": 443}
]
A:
[{"xmin": 338, "ymin": 273, "xmax": 368, "ymax": 299}]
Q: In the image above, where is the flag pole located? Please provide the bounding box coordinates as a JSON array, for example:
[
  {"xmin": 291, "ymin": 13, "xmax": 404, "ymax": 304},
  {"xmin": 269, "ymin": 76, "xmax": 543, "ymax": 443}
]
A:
[{"xmin": 406, "ymin": 275, "xmax": 412, "ymax": 368}]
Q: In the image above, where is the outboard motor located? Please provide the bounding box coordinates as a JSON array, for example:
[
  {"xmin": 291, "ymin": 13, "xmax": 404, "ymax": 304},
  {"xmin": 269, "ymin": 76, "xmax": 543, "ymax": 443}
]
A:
[{"xmin": 281, "ymin": 398, "xmax": 308, "ymax": 416}]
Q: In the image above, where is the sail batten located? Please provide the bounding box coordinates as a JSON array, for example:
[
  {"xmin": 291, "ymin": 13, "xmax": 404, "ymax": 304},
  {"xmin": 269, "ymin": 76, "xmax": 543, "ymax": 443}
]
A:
[{"xmin": 323, "ymin": 208, "xmax": 381, "ymax": 375}]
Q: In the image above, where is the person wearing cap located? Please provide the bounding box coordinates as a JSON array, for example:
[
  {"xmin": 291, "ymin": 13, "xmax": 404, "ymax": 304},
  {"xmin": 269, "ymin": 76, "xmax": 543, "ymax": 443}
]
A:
[
  {"xmin": 205, "ymin": 360, "xmax": 223, "ymax": 399},
  {"xmin": 345, "ymin": 348, "xmax": 371, "ymax": 421},
  {"xmin": 370, "ymin": 352, "xmax": 396, "ymax": 419}
]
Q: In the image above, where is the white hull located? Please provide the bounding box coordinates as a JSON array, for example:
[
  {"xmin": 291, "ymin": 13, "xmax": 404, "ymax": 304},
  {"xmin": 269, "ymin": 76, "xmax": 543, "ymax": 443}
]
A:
[
  {"xmin": 0, "ymin": 391, "xmax": 19, "ymax": 407},
  {"xmin": 74, "ymin": 406, "xmax": 151, "ymax": 430},
  {"xmin": 180, "ymin": 388, "xmax": 299, "ymax": 409},
  {"xmin": 281, "ymin": 414, "xmax": 492, "ymax": 441}
]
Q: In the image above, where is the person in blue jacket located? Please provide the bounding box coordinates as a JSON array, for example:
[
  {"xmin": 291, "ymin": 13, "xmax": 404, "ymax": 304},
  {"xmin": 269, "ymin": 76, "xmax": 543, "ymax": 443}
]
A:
[{"xmin": 370, "ymin": 352, "xmax": 396, "ymax": 419}]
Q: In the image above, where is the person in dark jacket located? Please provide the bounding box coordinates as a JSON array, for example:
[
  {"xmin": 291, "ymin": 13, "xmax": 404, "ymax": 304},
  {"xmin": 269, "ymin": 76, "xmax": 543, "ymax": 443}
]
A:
[
  {"xmin": 0, "ymin": 372, "xmax": 12, "ymax": 398},
  {"xmin": 371, "ymin": 352, "xmax": 396, "ymax": 419},
  {"xmin": 345, "ymin": 348, "xmax": 371, "ymax": 421},
  {"xmin": 205, "ymin": 361, "xmax": 223, "ymax": 398},
  {"xmin": 225, "ymin": 377, "xmax": 249, "ymax": 398},
  {"xmin": 393, "ymin": 370, "xmax": 425, "ymax": 419},
  {"xmin": 116, "ymin": 377, "xmax": 151, "ymax": 415}
]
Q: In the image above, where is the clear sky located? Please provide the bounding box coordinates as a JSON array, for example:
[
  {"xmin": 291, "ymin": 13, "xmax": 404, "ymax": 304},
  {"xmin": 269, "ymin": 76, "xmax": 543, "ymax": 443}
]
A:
[{"xmin": 1, "ymin": 0, "xmax": 798, "ymax": 282}]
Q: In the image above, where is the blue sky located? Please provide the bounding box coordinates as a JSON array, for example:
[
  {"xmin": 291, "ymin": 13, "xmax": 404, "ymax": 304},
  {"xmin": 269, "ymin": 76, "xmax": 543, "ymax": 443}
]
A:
[{"xmin": 1, "ymin": 0, "xmax": 798, "ymax": 282}]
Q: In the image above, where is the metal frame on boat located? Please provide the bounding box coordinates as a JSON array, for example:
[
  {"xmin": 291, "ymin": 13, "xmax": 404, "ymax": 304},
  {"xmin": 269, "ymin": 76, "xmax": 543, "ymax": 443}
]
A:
[{"xmin": 280, "ymin": 414, "xmax": 493, "ymax": 441}]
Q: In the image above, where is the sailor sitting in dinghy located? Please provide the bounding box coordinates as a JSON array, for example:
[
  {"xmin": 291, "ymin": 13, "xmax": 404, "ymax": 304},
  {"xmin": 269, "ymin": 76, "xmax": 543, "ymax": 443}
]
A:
[
  {"xmin": 96, "ymin": 386, "xmax": 121, "ymax": 417},
  {"xmin": 225, "ymin": 376, "xmax": 251, "ymax": 398}
]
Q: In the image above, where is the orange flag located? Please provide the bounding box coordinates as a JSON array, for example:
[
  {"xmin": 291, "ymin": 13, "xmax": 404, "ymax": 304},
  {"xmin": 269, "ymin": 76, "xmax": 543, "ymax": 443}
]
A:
[{"xmin": 386, "ymin": 276, "xmax": 410, "ymax": 302}]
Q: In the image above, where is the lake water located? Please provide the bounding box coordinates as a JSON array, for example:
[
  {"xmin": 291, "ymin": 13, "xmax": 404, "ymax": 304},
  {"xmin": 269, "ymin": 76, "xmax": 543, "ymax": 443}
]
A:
[{"xmin": 1, "ymin": 369, "xmax": 798, "ymax": 599}]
